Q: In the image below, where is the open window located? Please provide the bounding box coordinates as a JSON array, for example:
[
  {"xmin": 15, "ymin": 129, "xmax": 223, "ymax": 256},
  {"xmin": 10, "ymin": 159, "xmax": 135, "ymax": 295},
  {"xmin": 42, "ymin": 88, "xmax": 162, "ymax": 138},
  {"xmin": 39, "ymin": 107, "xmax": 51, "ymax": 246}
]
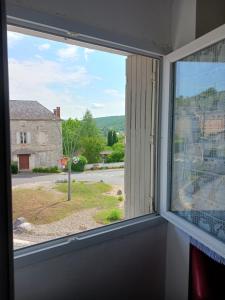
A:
[
  {"xmin": 161, "ymin": 24, "xmax": 225, "ymax": 258},
  {"xmin": 8, "ymin": 27, "xmax": 160, "ymax": 250}
]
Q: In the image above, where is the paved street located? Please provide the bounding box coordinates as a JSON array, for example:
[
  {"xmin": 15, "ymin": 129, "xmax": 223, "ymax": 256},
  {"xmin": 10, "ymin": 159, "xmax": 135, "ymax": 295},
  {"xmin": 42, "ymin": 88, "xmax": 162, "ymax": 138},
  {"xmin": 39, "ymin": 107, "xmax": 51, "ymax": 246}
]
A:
[{"xmin": 12, "ymin": 168, "xmax": 124, "ymax": 187}]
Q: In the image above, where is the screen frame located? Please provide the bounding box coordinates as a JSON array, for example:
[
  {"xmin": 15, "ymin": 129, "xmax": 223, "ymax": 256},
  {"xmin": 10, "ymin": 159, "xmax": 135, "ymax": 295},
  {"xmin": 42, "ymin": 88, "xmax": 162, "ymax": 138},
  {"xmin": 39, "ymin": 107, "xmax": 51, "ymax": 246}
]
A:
[{"xmin": 160, "ymin": 24, "xmax": 225, "ymax": 259}]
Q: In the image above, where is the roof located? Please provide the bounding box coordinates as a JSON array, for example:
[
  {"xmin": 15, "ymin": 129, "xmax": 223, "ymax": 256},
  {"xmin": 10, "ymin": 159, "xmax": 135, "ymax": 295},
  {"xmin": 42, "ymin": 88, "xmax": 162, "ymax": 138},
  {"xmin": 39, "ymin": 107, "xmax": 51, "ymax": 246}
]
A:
[{"xmin": 10, "ymin": 100, "xmax": 59, "ymax": 120}]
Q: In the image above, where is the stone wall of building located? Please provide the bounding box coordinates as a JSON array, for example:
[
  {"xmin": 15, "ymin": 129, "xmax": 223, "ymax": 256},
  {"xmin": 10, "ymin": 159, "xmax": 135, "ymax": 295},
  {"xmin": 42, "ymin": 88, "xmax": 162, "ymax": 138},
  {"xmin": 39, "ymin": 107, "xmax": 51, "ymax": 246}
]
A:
[{"xmin": 11, "ymin": 119, "xmax": 62, "ymax": 169}]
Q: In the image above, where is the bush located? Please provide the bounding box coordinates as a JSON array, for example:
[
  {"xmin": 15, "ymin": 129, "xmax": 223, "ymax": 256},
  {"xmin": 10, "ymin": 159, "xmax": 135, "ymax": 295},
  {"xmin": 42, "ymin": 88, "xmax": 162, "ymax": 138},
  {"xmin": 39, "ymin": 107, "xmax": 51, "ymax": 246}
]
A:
[
  {"xmin": 32, "ymin": 166, "xmax": 60, "ymax": 173},
  {"xmin": 112, "ymin": 143, "xmax": 124, "ymax": 151},
  {"xmin": 106, "ymin": 149, "xmax": 124, "ymax": 163},
  {"xmin": 94, "ymin": 208, "xmax": 123, "ymax": 224},
  {"xmin": 11, "ymin": 162, "xmax": 18, "ymax": 174},
  {"xmin": 118, "ymin": 196, "xmax": 123, "ymax": 202},
  {"xmin": 71, "ymin": 155, "xmax": 87, "ymax": 172},
  {"xmin": 107, "ymin": 209, "xmax": 122, "ymax": 222}
]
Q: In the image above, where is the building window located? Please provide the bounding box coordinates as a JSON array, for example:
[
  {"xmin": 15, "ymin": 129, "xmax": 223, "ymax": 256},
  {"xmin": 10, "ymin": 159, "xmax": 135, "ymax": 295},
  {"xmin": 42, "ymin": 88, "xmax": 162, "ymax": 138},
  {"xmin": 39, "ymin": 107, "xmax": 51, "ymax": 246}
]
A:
[
  {"xmin": 17, "ymin": 132, "xmax": 31, "ymax": 144},
  {"xmin": 170, "ymin": 38, "xmax": 225, "ymax": 243},
  {"xmin": 20, "ymin": 132, "xmax": 27, "ymax": 144}
]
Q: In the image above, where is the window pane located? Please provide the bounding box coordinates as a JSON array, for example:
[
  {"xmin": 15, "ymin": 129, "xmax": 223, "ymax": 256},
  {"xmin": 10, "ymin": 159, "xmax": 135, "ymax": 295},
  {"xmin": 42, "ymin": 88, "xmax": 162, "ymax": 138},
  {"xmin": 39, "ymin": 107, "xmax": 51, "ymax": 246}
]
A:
[
  {"xmin": 8, "ymin": 29, "xmax": 158, "ymax": 250},
  {"xmin": 171, "ymin": 39, "xmax": 225, "ymax": 243}
]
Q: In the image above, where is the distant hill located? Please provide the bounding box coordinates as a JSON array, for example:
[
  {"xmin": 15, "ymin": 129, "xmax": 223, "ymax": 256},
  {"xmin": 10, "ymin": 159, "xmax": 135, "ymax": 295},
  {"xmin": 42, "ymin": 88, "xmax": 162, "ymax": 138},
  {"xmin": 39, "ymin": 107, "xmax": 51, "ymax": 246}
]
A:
[{"xmin": 94, "ymin": 115, "xmax": 125, "ymax": 135}]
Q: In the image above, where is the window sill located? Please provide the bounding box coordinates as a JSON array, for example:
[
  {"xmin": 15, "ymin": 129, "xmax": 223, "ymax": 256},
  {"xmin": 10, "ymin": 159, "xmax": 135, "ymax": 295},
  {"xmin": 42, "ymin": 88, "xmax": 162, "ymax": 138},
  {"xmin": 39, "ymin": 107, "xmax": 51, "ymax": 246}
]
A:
[{"xmin": 14, "ymin": 213, "xmax": 165, "ymax": 269}]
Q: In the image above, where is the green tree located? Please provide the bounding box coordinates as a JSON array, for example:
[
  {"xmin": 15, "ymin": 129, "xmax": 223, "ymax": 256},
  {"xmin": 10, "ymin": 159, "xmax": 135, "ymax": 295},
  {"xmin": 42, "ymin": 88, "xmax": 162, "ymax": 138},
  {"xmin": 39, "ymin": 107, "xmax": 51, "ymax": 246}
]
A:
[
  {"xmin": 80, "ymin": 110, "xmax": 99, "ymax": 137},
  {"xmin": 81, "ymin": 136, "xmax": 104, "ymax": 163},
  {"xmin": 62, "ymin": 119, "xmax": 81, "ymax": 156},
  {"xmin": 112, "ymin": 130, "xmax": 118, "ymax": 144},
  {"xmin": 107, "ymin": 130, "xmax": 113, "ymax": 146},
  {"xmin": 80, "ymin": 110, "xmax": 104, "ymax": 163},
  {"xmin": 62, "ymin": 118, "xmax": 81, "ymax": 200},
  {"xmin": 107, "ymin": 130, "xmax": 118, "ymax": 146}
]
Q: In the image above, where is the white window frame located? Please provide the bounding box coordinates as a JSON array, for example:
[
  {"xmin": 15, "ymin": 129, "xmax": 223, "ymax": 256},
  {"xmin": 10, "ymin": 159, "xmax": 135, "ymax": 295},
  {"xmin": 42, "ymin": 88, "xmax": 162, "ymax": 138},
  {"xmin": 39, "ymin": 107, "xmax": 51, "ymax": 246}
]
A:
[{"xmin": 160, "ymin": 24, "xmax": 225, "ymax": 259}]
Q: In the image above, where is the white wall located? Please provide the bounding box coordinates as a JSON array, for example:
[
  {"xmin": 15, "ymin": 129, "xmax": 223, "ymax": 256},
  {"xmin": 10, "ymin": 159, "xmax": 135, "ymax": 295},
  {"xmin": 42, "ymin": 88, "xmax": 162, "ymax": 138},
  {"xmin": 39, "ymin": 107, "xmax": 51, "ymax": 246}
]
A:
[
  {"xmin": 165, "ymin": 223, "xmax": 190, "ymax": 300},
  {"xmin": 171, "ymin": 0, "xmax": 197, "ymax": 50}
]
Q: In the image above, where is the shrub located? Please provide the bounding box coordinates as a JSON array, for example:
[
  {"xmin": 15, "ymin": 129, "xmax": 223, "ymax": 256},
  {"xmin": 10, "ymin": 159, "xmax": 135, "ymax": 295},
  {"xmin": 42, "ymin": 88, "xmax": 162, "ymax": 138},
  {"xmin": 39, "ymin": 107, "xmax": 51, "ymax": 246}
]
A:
[
  {"xmin": 94, "ymin": 208, "xmax": 123, "ymax": 224},
  {"xmin": 32, "ymin": 166, "xmax": 60, "ymax": 173},
  {"xmin": 112, "ymin": 143, "xmax": 124, "ymax": 151},
  {"xmin": 106, "ymin": 149, "xmax": 124, "ymax": 163},
  {"xmin": 106, "ymin": 209, "xmax": 122, "ymax": 222},
  {"xmin": 71, "ymin": 155, "xmax": 87, "ymax": 172},
  {"xmin": 11, "ymin": 162, "xmax": 18, "ymax": 174},
  {"xmin": 118, "ymin": 196, "xmax": 123, "ymax": 202}
]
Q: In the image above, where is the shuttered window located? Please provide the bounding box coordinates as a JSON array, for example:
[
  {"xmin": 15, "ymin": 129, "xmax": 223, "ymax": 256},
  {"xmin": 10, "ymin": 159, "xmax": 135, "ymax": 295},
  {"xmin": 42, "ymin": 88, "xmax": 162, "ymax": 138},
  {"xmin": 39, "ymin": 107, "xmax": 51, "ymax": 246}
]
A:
[
  {"xmin": 16, "ymin": 132, "xmax": 31, "ymax": 144},
  {"xmin": 125, "ymin": 55, "xmax": 159, "ymax": 218}
]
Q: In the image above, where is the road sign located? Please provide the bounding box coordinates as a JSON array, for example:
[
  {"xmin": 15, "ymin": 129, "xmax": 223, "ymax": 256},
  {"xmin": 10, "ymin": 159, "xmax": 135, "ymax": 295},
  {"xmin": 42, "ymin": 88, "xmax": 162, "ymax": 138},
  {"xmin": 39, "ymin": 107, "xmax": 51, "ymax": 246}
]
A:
[{"xmin": 72, "ymin": 156, "xmax": 79, "ymax": 164}]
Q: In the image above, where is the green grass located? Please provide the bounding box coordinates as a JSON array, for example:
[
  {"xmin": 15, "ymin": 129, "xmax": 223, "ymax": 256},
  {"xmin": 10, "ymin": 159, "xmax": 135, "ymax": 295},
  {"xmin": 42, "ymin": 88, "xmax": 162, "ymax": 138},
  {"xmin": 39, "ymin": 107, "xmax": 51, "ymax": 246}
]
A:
[
  {"xmin": 55, "ymin": 181, "xmax": 119, "ymax": 210},
  {"xmin": 13, "ymin": 181, "xmax": 121, "ymax": 225},
  {"xmin": 94, "ymin": 208, "xmax": 123, "ymax": 224}
]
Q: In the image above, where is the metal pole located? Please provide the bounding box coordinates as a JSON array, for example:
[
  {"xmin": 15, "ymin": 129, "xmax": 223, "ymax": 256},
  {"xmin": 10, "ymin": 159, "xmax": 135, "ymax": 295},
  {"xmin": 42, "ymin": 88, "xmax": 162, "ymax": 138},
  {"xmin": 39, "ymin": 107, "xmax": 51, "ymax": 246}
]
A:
[
  {"xmin": 0, "ymin": 0, "xmax": 15, "ymax": 299},
  {"xmin": 68, "ymin": 159, "xmax": 72, "ymax": 201}
]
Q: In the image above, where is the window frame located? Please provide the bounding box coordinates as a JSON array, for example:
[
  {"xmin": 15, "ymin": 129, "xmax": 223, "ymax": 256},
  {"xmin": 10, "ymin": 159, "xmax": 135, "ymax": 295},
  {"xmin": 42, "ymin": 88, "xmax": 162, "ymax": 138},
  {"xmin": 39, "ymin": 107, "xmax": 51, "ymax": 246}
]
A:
[
  {"xmin": 160, "ymin": 24, "xmax": 225, "ymax": 259},
  {"xmin": 7, "ymin": 24, "xmax": 163, "ymax": 256}
]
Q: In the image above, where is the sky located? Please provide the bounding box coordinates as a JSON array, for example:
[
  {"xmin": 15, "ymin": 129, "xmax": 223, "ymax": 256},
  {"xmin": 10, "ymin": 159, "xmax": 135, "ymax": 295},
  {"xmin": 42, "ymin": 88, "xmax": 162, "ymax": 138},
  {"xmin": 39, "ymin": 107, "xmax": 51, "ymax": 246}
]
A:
[
  {"xmin": 7, "ymin": 31, "xmax": 126, "ymax": 119},
  {"xmin": 175, "ymin": 61, "xmax": 225, "ymax": 98}
]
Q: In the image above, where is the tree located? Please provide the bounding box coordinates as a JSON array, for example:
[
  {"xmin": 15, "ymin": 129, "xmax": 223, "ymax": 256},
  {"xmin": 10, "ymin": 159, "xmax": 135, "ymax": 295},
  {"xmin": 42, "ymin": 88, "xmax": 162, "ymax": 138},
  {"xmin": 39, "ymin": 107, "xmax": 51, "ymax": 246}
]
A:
[
  {"xmin": 107, "ymin": 130, "xmax": 118, "ymax": 146},
  {"xmin": 112, "ymin": 130, "xmax": 118, "ymax": 144},
  {"xmin": 80, "ymin": 110, "xmax": 99, "ymax": 137},
  {"xmin": 80, "ymin": 110, "xmax": 104, "ymax": 163},
  {"xmin": 107, "ymin": 130, "xmax": 114, "ymax": 146},
  {"xmin": 62, "ymin": 118, "xmax": 81, "ymax": 200},
  {"xmin": 81, "ymin": 136, "xmax": 104, "ymax": 163}
]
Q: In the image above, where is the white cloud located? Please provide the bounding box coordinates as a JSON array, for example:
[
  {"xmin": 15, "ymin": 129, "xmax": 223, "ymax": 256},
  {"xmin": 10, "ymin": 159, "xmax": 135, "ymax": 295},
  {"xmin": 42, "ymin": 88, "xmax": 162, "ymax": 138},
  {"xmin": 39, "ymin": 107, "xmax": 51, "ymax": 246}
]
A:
[
  {"xmin": 38, "ymin": 43, "xmax": 50, "ymax": 51},
  {"xmin": 7, "ymin": 32, "xmax": 24, "ymax": 47},
  {"xmin": 57, "ymin": 45, "xmax": 79, "ymax": 60},
  {"xmin": 91, "ymin": 103, "xmax": 105, "ymax": 109},
  {"xmin": 8, "ymin": 57, "xmax": 98, "ymax": 119},
  {"xmin": 84, "ymin": 48, "xmax": 95, "ymax": 61}
]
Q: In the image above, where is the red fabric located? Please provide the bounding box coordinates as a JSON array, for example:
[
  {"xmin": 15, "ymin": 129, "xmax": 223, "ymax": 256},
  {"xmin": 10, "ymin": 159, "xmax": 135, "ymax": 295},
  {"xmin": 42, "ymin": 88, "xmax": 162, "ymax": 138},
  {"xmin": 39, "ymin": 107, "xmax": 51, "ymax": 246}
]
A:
[
  {"xmin": 191, "ymin": 246, "xmax": 210, "ymax": 300},
  {"xmin": 190, "ymin": 245, "xmax": 225, "ymax": 300}
]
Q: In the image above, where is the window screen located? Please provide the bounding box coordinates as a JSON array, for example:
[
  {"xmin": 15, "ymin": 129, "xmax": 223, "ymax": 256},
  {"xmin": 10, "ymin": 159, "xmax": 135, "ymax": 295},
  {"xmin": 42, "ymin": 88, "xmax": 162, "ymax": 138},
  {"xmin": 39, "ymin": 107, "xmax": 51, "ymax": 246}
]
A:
[{"xmin": 171, "ymin": 38, "xmax": 225, "ymax": 243}]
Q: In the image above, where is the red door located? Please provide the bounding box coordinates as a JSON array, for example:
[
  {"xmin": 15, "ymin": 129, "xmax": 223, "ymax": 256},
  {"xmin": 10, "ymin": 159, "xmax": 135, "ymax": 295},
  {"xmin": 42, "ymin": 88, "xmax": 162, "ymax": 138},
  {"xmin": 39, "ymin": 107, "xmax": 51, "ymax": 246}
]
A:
[{"xmin": 18, "ymin": 154, "xmax": 30, "ymax": 170}]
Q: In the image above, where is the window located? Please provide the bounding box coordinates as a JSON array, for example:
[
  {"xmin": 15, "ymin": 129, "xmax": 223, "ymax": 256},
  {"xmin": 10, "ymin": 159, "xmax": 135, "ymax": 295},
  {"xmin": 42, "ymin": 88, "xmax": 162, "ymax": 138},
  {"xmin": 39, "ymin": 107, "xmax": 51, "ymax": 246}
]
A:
[
  {"xmin": 9, "ymin": 29, "xmax": 159, "ymax": 250},
  {"xmin": 170, "ymin": 38, "xmax": 225, "ymax": 243},
  {"xmin": 20, "ymin": 132, "xmax": 27, "ymax": 144}
]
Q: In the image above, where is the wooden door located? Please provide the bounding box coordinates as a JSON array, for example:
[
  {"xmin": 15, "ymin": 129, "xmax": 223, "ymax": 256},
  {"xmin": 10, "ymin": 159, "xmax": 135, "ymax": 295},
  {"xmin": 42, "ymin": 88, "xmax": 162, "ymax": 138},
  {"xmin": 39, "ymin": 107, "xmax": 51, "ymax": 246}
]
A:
[{"xmin": 18, "ymin": 154, "xmax": 29, "ymax": 170}]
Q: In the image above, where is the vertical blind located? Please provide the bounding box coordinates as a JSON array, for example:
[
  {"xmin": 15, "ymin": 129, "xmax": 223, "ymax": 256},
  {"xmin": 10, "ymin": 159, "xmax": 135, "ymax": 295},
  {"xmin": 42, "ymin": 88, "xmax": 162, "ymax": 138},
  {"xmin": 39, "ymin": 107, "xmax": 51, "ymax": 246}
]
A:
[{"xmin": 125, "ymin": 55, "xmax": 159, "ymax": 218}]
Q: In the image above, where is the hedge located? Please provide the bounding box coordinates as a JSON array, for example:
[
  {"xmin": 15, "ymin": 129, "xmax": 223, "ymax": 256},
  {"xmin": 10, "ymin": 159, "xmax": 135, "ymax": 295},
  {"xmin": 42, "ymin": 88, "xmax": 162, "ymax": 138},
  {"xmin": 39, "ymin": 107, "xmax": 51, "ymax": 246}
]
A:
[
  {"xmin": 11, "ymin": 162, "xmax": 18, "ymax": 174},
  {"xmin": 32, "ymin": 166, "xmax": 60, "ymax": 173}
]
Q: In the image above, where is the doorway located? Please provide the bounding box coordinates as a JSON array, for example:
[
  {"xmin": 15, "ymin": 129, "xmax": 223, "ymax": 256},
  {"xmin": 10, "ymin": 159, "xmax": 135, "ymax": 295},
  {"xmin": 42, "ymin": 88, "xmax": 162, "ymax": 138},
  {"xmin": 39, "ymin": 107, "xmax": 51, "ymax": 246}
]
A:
[{"xmin": 18, "ymin": 154, "xmax": 30, "ymax": 170}]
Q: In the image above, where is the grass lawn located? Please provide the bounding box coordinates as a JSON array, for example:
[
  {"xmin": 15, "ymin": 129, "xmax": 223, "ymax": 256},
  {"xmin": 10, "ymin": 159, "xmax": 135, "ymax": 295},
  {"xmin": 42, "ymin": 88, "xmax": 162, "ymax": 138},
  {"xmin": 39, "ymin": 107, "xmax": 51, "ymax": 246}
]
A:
[{"xmin": 13, "ymin": 181, "xmax": 123, "ymax": 225}]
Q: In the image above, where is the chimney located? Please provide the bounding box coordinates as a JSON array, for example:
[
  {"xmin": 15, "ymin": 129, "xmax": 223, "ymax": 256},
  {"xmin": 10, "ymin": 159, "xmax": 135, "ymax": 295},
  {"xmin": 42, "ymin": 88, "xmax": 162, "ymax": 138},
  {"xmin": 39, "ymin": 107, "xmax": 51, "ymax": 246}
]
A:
[{"xmin": 53, "ymin": 107, "xmax": 61, "ymax": 118}]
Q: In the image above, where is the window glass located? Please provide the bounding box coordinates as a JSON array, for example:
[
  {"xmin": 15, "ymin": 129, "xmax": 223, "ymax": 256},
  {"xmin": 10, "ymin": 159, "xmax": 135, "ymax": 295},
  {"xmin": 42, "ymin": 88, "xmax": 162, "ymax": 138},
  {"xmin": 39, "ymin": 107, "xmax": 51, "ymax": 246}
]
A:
[
  {"xmin": 8, "ymin": 30, "xmax": 158, "ymax": 250},
  {"xmin": 171, "ymin": 39, "xmax": 225, "ymax": 243}
]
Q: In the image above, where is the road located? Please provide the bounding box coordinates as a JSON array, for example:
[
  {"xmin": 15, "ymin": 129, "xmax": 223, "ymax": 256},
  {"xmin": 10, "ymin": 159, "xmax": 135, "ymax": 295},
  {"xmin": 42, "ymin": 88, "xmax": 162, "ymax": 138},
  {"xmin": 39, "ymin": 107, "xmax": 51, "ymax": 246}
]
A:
[{"xmin": 12, "ymin": 169, "xmax": 124, "ymax": 187}]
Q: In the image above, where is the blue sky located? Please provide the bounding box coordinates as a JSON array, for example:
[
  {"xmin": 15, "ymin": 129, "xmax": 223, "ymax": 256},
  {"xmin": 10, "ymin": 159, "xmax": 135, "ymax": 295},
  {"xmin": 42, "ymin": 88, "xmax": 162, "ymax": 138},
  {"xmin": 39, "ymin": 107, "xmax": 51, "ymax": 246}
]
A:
[
  {"xmin": 175, "ymin": 61, "xmax": 225, "ymax": 98},
  {"xmin": 7, "ymin": 31, "xmax": 126, "ymax": 119}
]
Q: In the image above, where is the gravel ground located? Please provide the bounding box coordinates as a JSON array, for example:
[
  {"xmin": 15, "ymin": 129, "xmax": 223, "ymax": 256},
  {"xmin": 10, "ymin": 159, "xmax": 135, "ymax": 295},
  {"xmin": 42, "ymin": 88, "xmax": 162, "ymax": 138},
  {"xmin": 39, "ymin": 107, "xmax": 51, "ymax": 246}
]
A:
[
  {"xmin": 14, "ymin": 208, "xmax": 102, "ymax": 248},
  {"xmin": 13, "ymin": 183, "xmax": 124, "ymax": 249}
]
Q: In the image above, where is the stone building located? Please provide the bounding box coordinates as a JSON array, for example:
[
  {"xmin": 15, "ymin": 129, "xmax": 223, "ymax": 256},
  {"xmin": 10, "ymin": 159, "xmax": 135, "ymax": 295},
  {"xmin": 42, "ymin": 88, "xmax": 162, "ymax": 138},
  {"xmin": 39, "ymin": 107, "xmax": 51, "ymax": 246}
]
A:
[{"xmin": 10, "ymin": 100, "xmax": 62, "ymax": 171}]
